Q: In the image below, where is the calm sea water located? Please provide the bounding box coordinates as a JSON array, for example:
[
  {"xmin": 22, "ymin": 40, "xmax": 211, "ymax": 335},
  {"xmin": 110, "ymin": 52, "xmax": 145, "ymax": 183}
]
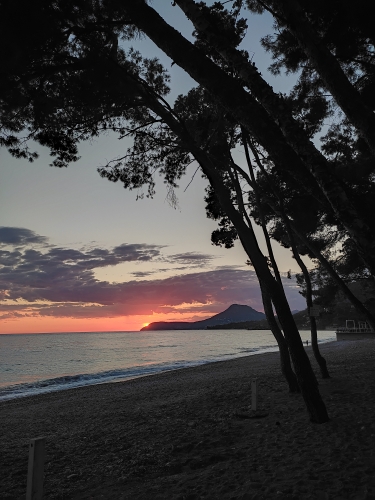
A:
[{"xmin": 0, "ymin": 329, "xmax": 336, "ymax": 401}]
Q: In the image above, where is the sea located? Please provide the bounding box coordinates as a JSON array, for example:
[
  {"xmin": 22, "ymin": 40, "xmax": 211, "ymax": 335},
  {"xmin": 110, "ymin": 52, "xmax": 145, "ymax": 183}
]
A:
[{"xmin": 0, "ymin": 329, "xmax": 336, "ymax": 402}]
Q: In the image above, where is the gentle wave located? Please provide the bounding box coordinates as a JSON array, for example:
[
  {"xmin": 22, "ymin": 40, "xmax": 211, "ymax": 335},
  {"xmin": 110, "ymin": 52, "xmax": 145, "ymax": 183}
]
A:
[
  {"xmin": 0, "ymin": 332, "xmax": 335, "ymax": 401},
  {"xmin": 0, "ymin": 359, "xmax": 208, "ymax": 402},
  {"xmin": 0, "ymin": 345, "xmax": 279, "ymax": 402}
]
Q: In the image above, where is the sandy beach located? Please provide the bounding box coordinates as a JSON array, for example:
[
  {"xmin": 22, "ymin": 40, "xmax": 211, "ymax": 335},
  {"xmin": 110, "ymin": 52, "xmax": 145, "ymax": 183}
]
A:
[{"xmin": 1, "ymin": 339, "xmax": 375, "ymax": 499}]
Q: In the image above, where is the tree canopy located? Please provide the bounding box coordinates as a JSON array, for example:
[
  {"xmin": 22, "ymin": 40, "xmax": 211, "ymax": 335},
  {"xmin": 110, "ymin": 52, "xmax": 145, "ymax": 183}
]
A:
[{"xmin": 3, "ymin": 0, "xmax": 375, "ymax": 422}]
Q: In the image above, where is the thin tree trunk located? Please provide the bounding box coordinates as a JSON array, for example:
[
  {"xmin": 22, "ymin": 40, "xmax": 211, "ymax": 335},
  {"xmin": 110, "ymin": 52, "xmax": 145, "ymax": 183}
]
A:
[
  {"xmin": 283, "ymin": 224, "xmax": 330, "ymax": 378},
  {"xmin": 240, "ymin": 129, "xmax": 330, "ymax": 378},
  {"xmin": 240, "ymin": 128, "xmax": 283, "ymax": 289},
  {"xmin": 124, "ymin": 0, "xmax": 375, "ymax": 277},
  {"xmin": 228, "ymin": 156, "xmax": 300, "ymax": 392},
  {"xmin": 207, "ymin": 168, "xmax": 328, "ymax": 422},
  {"xmin": 104, "ymin": 59, "xmax": 330, "ymax": 421},
  {"xmin": 260, "ymin": 284, "xmax": 300, "ymax": 392}
]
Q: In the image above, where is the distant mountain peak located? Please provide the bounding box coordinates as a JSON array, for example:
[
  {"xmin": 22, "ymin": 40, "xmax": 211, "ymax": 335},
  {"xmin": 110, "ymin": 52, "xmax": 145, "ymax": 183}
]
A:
[{"xmin": 141, "ymin": 304, "xmax": 265, "ymax": 331}]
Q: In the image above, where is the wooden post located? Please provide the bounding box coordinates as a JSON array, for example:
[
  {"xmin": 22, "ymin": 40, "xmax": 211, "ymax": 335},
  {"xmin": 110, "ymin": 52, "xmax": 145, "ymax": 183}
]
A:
[
  {"xmin": 251, "ymin": 378, "xmax": 258, "ymax": 411},
  {"xmin": 26, "ymin": 437, "xmax": 45, "ymax": 500}
]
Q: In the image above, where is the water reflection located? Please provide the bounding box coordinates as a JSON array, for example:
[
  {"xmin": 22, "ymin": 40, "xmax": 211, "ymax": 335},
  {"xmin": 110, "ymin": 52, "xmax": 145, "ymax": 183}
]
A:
[{"xmin": 0, "ymin": 329, "xmax": 336, "ymax": 389}]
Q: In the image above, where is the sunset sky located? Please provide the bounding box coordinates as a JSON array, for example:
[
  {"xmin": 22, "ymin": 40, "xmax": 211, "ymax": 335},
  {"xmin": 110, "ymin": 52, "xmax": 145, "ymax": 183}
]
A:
[{"xmin": 0, "ymin": 2, "xmax": 308, "ymax": 334}]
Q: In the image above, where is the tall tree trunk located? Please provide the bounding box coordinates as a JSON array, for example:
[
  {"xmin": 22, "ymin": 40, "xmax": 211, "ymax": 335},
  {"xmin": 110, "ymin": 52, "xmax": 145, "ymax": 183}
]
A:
[
  {"xmin": 205, "ymin": 167, "xmax": 328, "ymax": 422},
  {"xmin": 284, "ymin": 226, "xmax": 330, "ymax": 378},
  {"xmin": 140, "ymin": 86, "xmax": 328, "ymax": 422},
  {"xmin": 125, "ymin": 0, "xmax": 375, "ymax": 277},
  {"xmin": 228, "ymin": 155, "xmax": 300, "ymax": 392},
  {"xmin": 240, "ymin": 129, "xmax": 329, "ymax": 378},
  {"xmin": 240, "ymin": 127, "xmax": 283, "ymax": 289},
  {"xmin": 260, "ymin": 284, "xmax": 300, "ymax": 392}
]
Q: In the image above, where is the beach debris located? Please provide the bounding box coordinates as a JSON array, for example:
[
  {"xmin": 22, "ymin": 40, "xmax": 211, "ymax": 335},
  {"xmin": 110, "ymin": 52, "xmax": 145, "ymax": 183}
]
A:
[{"xmin": 26, "ymin": 436, "xmax": 45, "ymax": 500}]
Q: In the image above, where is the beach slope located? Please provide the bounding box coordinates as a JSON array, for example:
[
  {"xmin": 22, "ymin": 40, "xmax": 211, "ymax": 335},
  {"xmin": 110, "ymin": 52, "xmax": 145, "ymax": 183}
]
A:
[{"xmin": 1, "ymin": 340, "xmax": 375, "ymax": 499}]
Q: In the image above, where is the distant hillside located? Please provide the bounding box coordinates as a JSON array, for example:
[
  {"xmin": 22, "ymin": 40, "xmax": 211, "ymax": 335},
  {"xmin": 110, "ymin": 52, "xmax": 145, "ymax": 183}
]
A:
[
  {"xmin": 206, "ymin": 318, "xmax": 270, "ymax": 330},
  {"xmin": 140, "ymin": 304, "xmax": 266, "ymax": 331},
  {"xmin": 208, "ymin": 304, "xmax": 374, "ymax": 331},
  {"xmin": 204, "ymin": 280, "xmax": 375, "ymax": 331},
  {"xmin": 207, "ymin": 309, "xmax": 332, "ymax": 330}
]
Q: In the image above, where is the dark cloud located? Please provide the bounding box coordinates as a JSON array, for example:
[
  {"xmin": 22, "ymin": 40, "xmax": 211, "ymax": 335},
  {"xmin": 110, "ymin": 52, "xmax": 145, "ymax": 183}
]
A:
[
  {"xmin": 0, "ymin": 227, "xmax": 164, "ymax": 307},
  {"xmin": 0, "ymin": 227, "xmax": 48, "ymax": 246},
  {"xmin": 131, "ymin": 271, "xmax": 154, "ymax": 277},
  {"xmin": 0, "ymin": 227, "xmax": 306, "ymax": 321},
  {"xmin": 114, "ymin": 244, "xmax": 163, "ymax": 261},
  {"xmin": 1, "ymin": 266, "xmax": 305, "ymax": 320},
  {"xmin": 168, "ymin": 252, "xmax": 216, "ymax": 266}
]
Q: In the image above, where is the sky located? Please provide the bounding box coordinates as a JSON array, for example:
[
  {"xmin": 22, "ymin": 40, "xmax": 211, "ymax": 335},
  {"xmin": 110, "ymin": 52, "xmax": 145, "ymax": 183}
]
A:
[{"xmin": 0, "ymin": 1, "xmax": 307, "ymax": 334}]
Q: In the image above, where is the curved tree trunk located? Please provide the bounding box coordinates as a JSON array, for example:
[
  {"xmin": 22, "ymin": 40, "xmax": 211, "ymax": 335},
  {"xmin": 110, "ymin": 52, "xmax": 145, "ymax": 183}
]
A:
[
  {"xmin": 240, "ymin": 127, "xmax": 283, "ymax": 289},
  {"xmin": 208, "ymin": 167, "xmax": 328, "ymax": 422},
  {"xmin": 240, "ymin": 129, "xmax": 329, "ymax": 378},
  {"xmin": 135, "ymin": 74, "xmax": 329, "ymax": 422},
  {"xmin": 228, "ymin": 150, "xmax": 300, "ymax": 392},
  {"xmin": 254, "ymin": 259, "xmax": 328, "ymax": 423},
  {"xmin": 285, "ymin": 227, "xmax": 330, "ymax": 378}
]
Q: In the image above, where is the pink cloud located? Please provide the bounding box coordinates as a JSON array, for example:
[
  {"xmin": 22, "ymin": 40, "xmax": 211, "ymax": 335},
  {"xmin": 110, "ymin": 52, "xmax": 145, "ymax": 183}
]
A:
[
  {"xmin": 0, "ymin": 228, "xmax": 306, "ymax": 322},
  {"xmin": 1, "ymin": 268, "xmax": 304, "ymax": 320}
]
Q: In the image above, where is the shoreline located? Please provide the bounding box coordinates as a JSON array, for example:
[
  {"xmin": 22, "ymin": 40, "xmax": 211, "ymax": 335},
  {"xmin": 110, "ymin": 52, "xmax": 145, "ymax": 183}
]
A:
[
  {"xmin": 1, "ymin": 339, "xmax": 375, "ymax": 499},
  {"xmin": 0, "ymin": 348, "xmax": 283, "ymax": 403},
  {"xmin": 0, "ymin": 336, "xmax": 336, "ymax": 402}
]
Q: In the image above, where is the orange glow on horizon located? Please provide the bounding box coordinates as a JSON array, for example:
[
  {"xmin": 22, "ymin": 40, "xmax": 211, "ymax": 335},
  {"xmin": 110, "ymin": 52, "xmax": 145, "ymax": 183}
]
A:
[{"xmin": 0, "ymin": 309, "xmax": 213, "ymax": 334}]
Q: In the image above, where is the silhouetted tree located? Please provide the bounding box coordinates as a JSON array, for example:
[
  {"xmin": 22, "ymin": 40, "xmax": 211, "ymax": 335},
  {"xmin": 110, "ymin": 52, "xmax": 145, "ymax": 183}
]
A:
[
  {"xmin": 246, "ymin": 143, "xmax": 375, "ymax": 330},
  {"xmin": 8, "ymin": 0, "xmax": 375, "ymax": 422},
  {"xmin": 173, "ymin": 0, "xmax": 375, "ymax": 276}
]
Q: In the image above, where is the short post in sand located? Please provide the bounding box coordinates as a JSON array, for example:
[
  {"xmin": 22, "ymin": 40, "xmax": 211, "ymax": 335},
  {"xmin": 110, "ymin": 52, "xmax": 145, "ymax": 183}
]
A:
[
  {"xmin": 26, "ymin": 437, "xmax": 45, "ymax": 500},
  {"xmin": 251, "ymin": 378, "xmax": 259, "ymax": 411}
]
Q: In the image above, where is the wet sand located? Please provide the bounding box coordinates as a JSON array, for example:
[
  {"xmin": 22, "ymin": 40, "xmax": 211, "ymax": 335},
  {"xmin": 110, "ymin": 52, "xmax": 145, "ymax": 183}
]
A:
[{"xmin": 1, "ymin": 339, "xmax": 375, "ymax": 499}]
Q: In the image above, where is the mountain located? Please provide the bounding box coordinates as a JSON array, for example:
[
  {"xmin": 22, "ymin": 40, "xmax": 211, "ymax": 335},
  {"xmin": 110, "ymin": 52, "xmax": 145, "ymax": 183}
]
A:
[
  {"xmin": 140, "ymin": 304, "xmax": 266, "ymax": 331},
  {"xmin": 206, "ymin": 309, "xmax": 308, "ymax": 330},
  {"xmin": 189, "ymin": 280, "xmax": 375, "ymax": 331},
  {"xmin": 208, "ymin": 302, "xmax": 374, "ymax": 331}
]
